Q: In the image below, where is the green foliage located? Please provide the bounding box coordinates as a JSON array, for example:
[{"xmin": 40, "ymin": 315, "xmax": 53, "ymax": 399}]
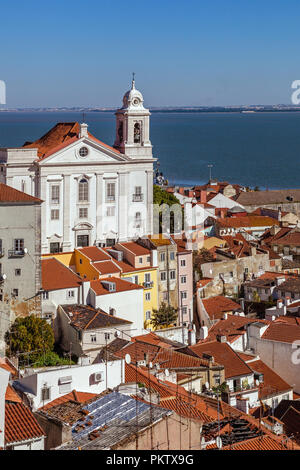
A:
[
  {"xmin": 212, "ymin": 381, "xmax": 229, "ymax": 394},
  {"xmin": 153, "ymin": 185, "xmax": 183, "ymax": 234},
  {"xmin": 153, "ymin": 185, "xmax": 180, "ymax": 206},
  {"xmin": 151, "ymin": 302, "xmax": 178, "ymax": 329},
  {"xmin": 5, "ymin": 315, "xmax": 54, "ymax": 364},
  {"xmin": 32, "ymin": 351, "xmax": 75, "ymax": 368}
]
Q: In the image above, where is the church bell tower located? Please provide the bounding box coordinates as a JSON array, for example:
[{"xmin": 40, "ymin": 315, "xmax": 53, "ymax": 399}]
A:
[{"xmin": 114, "ymin": 75, "xmax": 153, "ymax": 159}]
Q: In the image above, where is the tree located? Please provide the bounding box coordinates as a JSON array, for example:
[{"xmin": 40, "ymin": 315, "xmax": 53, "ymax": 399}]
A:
[
  {"xmin": 153, "ymin": 185, "xmax": 183, "ymax": 234},
  {"xmin": 5, "ymin": 315, "xmax": 54, "ymax": 364},
  {"xmin": 151, "ymin": 303, "xmax": 178, "ymax": 330}
]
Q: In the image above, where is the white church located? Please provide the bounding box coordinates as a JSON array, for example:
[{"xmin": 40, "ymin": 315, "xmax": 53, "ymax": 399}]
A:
[{"xmin": 0, "ymin": 79, "xmax": 155, "ymax": 253}]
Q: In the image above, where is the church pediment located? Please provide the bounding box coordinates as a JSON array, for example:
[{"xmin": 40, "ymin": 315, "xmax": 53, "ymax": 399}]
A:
[{"xmin": 39, "ymin": 137, "xmax": 128, "ymax": 166}]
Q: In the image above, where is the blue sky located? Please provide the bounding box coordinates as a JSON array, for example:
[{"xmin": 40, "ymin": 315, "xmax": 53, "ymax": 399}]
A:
[{"xmin": 1, "ymin": 0, "xmax": 300, "ymax": 107}]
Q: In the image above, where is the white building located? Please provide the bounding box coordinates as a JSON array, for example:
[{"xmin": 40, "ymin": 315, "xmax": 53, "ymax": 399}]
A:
[
  {"xmin": 14, "ymin": 361, "xmax": 124, "ymax": 411},
  {"xmin": 0, "ymin": 78, "xmax": 155, "ymax": 253}
]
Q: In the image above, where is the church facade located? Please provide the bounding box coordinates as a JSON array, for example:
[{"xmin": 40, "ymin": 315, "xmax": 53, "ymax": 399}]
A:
[{"xmin": 0, "ymin": 79, "xmax": 155, "ymax": 254}]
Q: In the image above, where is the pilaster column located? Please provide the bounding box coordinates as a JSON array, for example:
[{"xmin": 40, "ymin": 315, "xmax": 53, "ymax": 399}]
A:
[
  {"xmin": 118, "ymin": 172, "xmax": 129, "ymax": 241},
  {"xmin": 40, "ymin": 175, "xmax": 48, "ymax": 253},
  {"xmin": 146, "ymin": 170, "xmax": 153, "ymax": 235},
  {"xmin": 62, "ymin": 175, "xmax": 71, "ymax": 251},
  {"xmin": 95, "ymin": 173, "xmax": 104, "ymax": 244}
]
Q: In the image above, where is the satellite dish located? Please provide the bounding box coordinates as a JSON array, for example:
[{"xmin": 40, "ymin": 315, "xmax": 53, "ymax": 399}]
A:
[
  {"xmin": 114, "ymin": 331, "xmax": 121, "ymax": 338},
  {"xmin": 165, "ymin": 369, "xmax": 170, "ymax": 377},
  {"xmin": 2, "ymin": 274, "xmax": 6, "ymax": 280},
  {"xmin": 24, "ymin": 248, "xmax": 28, "ymax": 254},
  {"xmin": 255, "ymin": 379, "xmax": 260, "ymax": 387},
  {"xmin": 205, "ymin": 382, "xmax": 209, "ymax": 389},
  {"xmin": 125, "ymin": 354, "xmax": 131, "ymax": 365},
  {"xmin": 216, "ymin": 436, "xmax": 223, "ymax": 449},
  {"xmin": 148, "ymin": 362, "xmax": 153, "ymax": 368}
]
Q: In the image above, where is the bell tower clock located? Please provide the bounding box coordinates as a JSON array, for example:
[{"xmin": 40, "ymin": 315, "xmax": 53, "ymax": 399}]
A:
[{"xmin": 114, "ymin": 75, "xmax": 153, "ymax": 160}]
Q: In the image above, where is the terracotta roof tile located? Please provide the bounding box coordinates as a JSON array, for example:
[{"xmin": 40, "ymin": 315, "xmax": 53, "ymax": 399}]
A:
[
  {"xmin": 92, "ymin": 260, "xmax": 121, "ymax": 275},
  {"xmin": 247, "ymin": 359, "xmax": 292, "ymax": 398},
  {"xmin": 116, "ymin": 242, "xmax": 151, "ymax": 256},
  {"xmin": 90, "ymin": 277, "xmax": 143, "ymax": 295},
  {"xmin": 77, "ymin": 246, "xmax": 111, "ymax": 262},
  {"xmin": 40, "ymin": 390, "xmax": 98, "ymax": 411},
  {"xmin": 262, "ymin": 321, "xmax": 300, "ymax": 343},
  {"xmin": 191, "ymin": 341, "xmax": 253, "ymax": 379},
  {"xmin": 202, "ymin": 296, "xmax": 242, "ymax": 320},
  {"xmin": 42, "ymin": 258, "xmax": 82, "ymax": 291},
  {"xmin": 0, "ymin": 182, "xmax": 41, "ymax": 204},
  {"xmin": 5, "ymin": 402, "xmax": 45, "ymax": 444},
  {"xmin": 22, "ymin": 122, "xmax": 120, "ymax": 161},
  {"xmin": 217, "ymin": 215, "xmax": 279, "ymax": 228},
  {"xmin": 61, "ymin": 304, "xmax": 131, "ymax": 330}
]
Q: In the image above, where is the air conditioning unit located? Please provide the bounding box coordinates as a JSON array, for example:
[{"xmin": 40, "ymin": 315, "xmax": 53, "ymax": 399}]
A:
[{"xmin": 94, "ymin": 372, "xmax": 103, "ymax": 382}]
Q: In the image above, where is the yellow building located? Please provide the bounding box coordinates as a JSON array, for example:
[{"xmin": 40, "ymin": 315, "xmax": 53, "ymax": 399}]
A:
[{"xmin": 42, "ymin": 244, "xmax": 159, "ymax": 330}]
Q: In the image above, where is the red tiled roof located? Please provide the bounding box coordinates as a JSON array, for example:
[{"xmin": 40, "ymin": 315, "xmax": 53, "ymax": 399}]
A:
[
  {"xmin": 41, "ymin": 258, "xmax": 82, "ymax": 291},
  {"xmin": 131, "ymin": 332, "xmax": 174, "ymax": 349},
  {"xmin": 90, "ymin": 277, "xmax": 143, "ymax": 295},
  {"xmin": 197, "ymin": 278, "xmax": 213, "ymax": 289},
  {"xmin": 0, "ymin": 182, "xmax": 41, "ymax": 204},
  {"xmin": 5, "ymin": 402, "xmax": 45, "ymax": 444},
  {"xmin": 40, "ymin": 390, "xmax": 98, "ymax": 411},
  {"xmin": 217, "ymin": 216, "xmax": 279, "ymax": 228},
  {"xmin": 0, "ymin": 358, "xmax": 18, "ymax": 379},
  {"xmin": 202, "ymin": 296, "xmax": 242, "ymax": 320},
  {"xmin": 270, "ymin": 231, "xmax": 300, "ymax": 247},
  {"xmin": 22, "ymin": 122, "xmax": 120, "ymax": 161},
  {"xmin": 117, "ymin": 242, "xmax": 151, "ymax": 256},
  {"xmin": 248, "ymin": 359, "xmax": 292, "ymax": 399},
  {"xmin": 201, "ymin": 315, "xmax": 269, "ymax": 344},
  {"xmin": 5, "ymin": 385, "xmax": 22, "ymax": 403},
  {"xmin": 221, "ymin": 434, "xmax": 298, "ymax": 450},
  {"xmin": 77, "ymin": 246, "xmax": 111, "ymax": 262},
  {"xmin": 262, "ymin": 321, "xmax": 300, "ymax": 344},
  {"xmin": 62, "ymin": 304, "xmax": 131, "ymax": 330},
  {"xmin": 92, "ymin": 260, "xmax": 121, "ymax": 275},
  {"xmin": 191, "ymin": 341, "xmax": 253, "ymax": 379}
]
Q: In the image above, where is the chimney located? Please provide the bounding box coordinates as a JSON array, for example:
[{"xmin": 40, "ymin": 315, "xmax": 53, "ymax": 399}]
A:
[
  {"xmin": 200, "ymin": 191, "xmax": 207, "ymax": 204},
  {"xmin": 0, "ymin": 368, "xmax": 10, "ymax": 448},
  {"xmin": 216, "ymin": 334, "xmax": 227, "ymax": 343},
  {"xmin": 79, "ymin": 122, "xmax": 88, "ymax": 138},
  {"xmin": 199, "ymin": 326, "xmax": 208, "ymax": 340},
  {"xmin": 277, "ymin": 299, "xmax": 283, "ymax": 308},
  {"xmin": 250, "ymin": 246, "xmax": 257, "ymax": 256}
]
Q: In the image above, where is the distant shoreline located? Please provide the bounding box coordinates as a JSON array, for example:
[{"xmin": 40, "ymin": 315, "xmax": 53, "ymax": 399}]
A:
[{"xmin": 1, "ymin": 107, "xmax": 300, "ymax": 114}]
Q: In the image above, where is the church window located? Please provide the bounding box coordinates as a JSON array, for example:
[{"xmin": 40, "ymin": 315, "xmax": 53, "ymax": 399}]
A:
[
  {"xmin": 107, "ymin": 206, "xmax": 115, "ymax": 217},
  {"xmin": 134, "ymin": 122, "xmax": 141, "ymax": 143},
  {"xmin": 135, "ymin": 212, "xmax": 142, "ymax": 228},
  {"xmin": 51, "ymin": 209, "xmax": 59, "ymax": 220},
  {"xmin": 79, "ymin": 208, "xmax": 88, "ymax": 218},
  {"xmin": 106, "ymin": 182, "xmax": 115, "ymax": 202},
  {"xmin": 79, "ymin": 147, "xmax": 89, "ymax": 157},
  {"xmin": 78, "ymin": 178, "xmax": 89, "ymax": 202},
  {"xmin": 51, "ymin": 185, "xmax": 60, "ymax": 204}
]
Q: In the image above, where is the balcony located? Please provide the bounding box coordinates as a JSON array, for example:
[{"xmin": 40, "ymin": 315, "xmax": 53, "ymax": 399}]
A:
[
  {"xmin": 143, "ymin": 281, "xmax": 154, "ymax": 289},
  {"xmin": 132, "ymin": 194, "xmax": 144, "ymax": 202},
  {"xmin": 8, "ymin": 249, "xmax": 25, "ymax": 258},
  {"xmin": 229, "ymin": 383, "xmax": 259, "ymax": 395}
]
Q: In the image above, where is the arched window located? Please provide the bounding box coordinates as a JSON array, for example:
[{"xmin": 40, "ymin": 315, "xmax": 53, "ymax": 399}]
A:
[
  {"xmin": 134, "ymin": 122, "xmax": 141, "ymax": 143},
  {"xmin": 78, "ymin": 178, "xmax": 88, "ymax": 202}
]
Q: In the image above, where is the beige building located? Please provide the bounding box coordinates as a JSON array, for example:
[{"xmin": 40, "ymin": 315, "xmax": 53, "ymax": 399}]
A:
[{"xmin": 0, "ymin": 183, "xmax": 42, "ymax": 353}]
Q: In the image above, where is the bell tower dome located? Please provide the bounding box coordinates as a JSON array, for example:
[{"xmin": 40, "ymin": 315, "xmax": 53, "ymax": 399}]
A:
[{"xmin": 114, "ymin": 75, "xmax": 153, "ymax": 159}]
